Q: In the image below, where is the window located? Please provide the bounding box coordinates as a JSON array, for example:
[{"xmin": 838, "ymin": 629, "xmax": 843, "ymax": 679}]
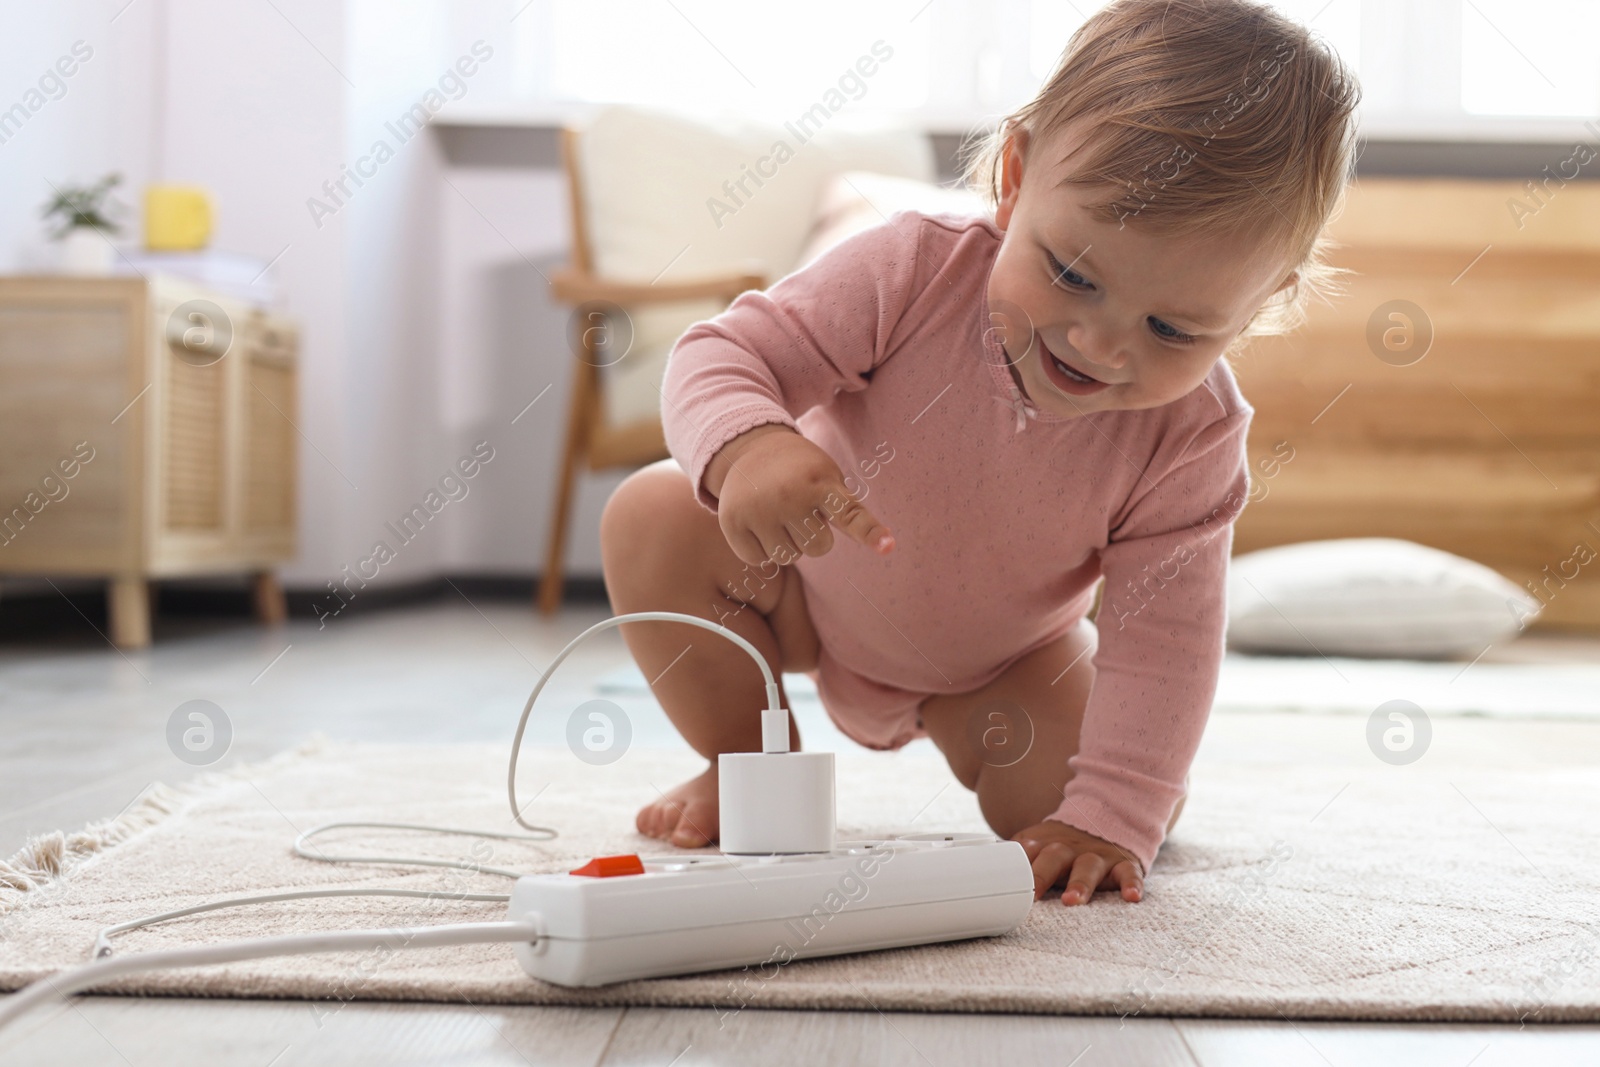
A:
[
  {"xmin": 1460, "ymin": 0, "xmax": 1600, "ymax": 117},
  {"xmin": 514, "ymin": 0, "xmax": 930, "ymax": 115},
  {"xmin": 472, "ymin": 0, "xmax": 1599, "ymax": 137},
  {"xmin": 1028, "ymin": 0, "xmax": 1359, "ymax": 82}
]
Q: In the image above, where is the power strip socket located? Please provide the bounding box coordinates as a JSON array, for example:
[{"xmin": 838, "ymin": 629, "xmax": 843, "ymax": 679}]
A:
[{"xmin": 507, "ymin": 834, "xmax": 1033, "ymax": 987}]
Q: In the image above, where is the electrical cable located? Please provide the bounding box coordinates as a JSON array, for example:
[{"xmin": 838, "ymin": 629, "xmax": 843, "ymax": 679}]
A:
[
  {"xmin": 92, "ymin": 822, "xmax": 556, "ymax": 958},
  {"xmin": 292, "ymin": 821, "xmax": 556, "ymax": 878},
  {"xmin": 92, "ymin": 888, "xmax": 513, "ymax": 959},
  {"xmin": 0, "ymin": 920, "xmax": 541, "ymax": 1030},
  {"xmin": 506, "ymin": 611, "xmax": 784, "ymax": 832}
]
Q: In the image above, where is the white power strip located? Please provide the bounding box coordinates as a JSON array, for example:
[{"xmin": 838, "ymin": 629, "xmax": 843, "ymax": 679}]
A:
[{"xmin": 508, "ymin": 834, "xmax": 1034, "ymax": 987}]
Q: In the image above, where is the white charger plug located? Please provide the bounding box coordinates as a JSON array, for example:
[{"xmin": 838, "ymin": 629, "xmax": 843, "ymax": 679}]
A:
[
  {"xmin": 719, "ymin": 705, "xmax": 835, "ymax": 854},
  {"xmin": 504, "ymin": 612, "xmax": 840, "ymax": 853}
]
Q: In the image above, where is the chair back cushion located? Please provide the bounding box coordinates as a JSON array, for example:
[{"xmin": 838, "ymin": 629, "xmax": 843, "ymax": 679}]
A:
[
  {"xmin": 578, "ymin": 104, "xmax": 935, "ymax": 283},
  {"xmin": 574, "ymin": 106, "xmax": 934, "ymax": 427}
]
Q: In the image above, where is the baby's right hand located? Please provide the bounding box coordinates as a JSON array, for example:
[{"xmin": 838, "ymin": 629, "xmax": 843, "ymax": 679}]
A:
[{"xmin": 705, "ymin": 424, "xmax": 894, "ymax": 566}]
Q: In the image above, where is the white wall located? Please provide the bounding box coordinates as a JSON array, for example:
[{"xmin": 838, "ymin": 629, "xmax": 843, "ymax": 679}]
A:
[
  {"xmin": 0, "ymin": 2, "xmax": 158, "ymax": 272},
  {"xmin": 158, "ymin": 0, "xmax": 357, "ymax": 593},
  {"xmin": 434, "ymin": 136, "xmax": 626, "ymax": 578},
  {"xmin": 339, "ymin": 0, "xmax": 622, "ymax": 586},
  {"xmin": 335, "ymin": 0, "xmax": 450, "ymax": 589}
]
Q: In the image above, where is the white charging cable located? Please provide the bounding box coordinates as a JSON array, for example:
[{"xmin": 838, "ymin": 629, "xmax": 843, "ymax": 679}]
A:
[
  {"xmin": 506, "ymin": 610, "xmax": 789, "ymax": 832},
  {"xmin": 292, "ymin": 821, "xmax": 556, "ymax": 878},
  {"xmin": 0, "ymin": 610, "xmax": 788, "ymax": 1031}
]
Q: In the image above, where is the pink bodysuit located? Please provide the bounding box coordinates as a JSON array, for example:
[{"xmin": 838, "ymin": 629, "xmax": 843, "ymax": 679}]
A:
[{"xmin": 660, "ymin": 210, "xmax": 1253, "ymax": 875}]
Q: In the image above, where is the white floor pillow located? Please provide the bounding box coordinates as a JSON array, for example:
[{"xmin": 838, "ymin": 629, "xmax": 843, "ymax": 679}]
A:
[{"xmin": 1226, "ymin": 538, "xmax": 1537, "ymax": 659}]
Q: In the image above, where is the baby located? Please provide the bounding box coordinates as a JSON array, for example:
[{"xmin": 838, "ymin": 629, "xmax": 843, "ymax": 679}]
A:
[{"xmin": 600, "ymin": 0, "xmax": 1359, "ymax": 906}]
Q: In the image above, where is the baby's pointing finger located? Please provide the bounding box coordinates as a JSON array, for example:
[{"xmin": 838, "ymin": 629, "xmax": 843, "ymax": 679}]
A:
[{"xmin": 826, "ymin": 486, "xmax": 894, "ymax": 554}]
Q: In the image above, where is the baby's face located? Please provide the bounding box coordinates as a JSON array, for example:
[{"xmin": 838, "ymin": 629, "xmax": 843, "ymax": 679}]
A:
[{"xmin": 987, "ymin": 123, "xmax": 1297, "ymax": 420}]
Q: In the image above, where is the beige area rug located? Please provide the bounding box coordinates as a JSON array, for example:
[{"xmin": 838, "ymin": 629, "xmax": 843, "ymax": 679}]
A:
[{"xmin": 3, "ymin": 738, "xmax": 1598, "ymax": 1023}]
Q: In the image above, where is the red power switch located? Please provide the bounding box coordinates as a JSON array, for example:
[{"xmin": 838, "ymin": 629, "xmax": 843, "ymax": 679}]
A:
[{"xmin": 569, "ymin": 854, "xmax": 646, "ymax": 878}]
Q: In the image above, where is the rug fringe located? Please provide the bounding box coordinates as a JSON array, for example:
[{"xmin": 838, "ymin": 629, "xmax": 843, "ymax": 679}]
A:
[{"xmin": 0, "ymin": 734, "xmax": 331, "ymax": 917}]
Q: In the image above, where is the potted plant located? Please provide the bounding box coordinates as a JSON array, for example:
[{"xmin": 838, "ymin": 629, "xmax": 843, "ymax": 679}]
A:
[{"xmin": 42, "ymin": 174, "xmax": 126, "ymax": 274}]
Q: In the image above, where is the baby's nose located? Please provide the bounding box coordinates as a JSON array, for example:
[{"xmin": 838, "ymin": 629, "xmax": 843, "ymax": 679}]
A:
[{"xmin": 1066, "ymin": 324, "xmax": 1128, "ymax": 369}]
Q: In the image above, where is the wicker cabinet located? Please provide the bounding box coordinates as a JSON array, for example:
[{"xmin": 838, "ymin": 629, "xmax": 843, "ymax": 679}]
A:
[{"xmin": 0, "ymin": 275, "xmax": 298, "ymax": 647}]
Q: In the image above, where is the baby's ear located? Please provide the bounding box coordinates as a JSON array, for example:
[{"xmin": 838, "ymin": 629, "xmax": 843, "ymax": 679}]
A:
[
  {"xmin": 1271, "ymin": 269, "xmax": 1300, "ymax": 296},
  {"xmin": 995, "ymin": 124, "xmax": 1031, "ymax": 230}
]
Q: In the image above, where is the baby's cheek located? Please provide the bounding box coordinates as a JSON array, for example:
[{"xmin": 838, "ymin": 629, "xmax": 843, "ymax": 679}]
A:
[{"xmin": 1150, "ymin": 352, "xmax": 1226, "ymax": 404}]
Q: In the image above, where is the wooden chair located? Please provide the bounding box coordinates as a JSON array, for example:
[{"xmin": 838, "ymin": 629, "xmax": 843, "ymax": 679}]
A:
[{"xmin": 537, "ymin": 128, "xmax": 764, "ymax": 615}]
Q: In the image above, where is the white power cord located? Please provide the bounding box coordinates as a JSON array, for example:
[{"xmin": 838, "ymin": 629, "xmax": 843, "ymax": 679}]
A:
[
  {"xmin": 89, "ymin": 821, "xmax": 556, "ymax": 960},
  {"xmin": 0, "ymin": 920, "xmax": 541, "ymax": 1030},
  {"xmin": 0, "ymin": 610, "xmax": 787, "ymax": 1031},
  {"xmin": 92, "ymin": 888, "xmax": 515, "ymax": 960}
]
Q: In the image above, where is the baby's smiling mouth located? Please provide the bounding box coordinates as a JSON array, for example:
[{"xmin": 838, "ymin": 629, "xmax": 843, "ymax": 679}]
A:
[
  {"xmin": 1045, "ymin": 342, "xmax": 1100, "ymax": 384},
  {"xmin": 1036, "ymin": 337, "xmax": 1116, "ymax": 395}
]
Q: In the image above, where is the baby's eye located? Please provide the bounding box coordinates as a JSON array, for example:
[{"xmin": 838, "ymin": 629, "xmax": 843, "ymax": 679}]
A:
[
  {"xmin": 1148, "ymin": 316, "xmax": 1197, "ymax": 344},
  {"xmin": 1044, "ymin": 249, "xmax": 1198, "ymax": 344},
  {"xmin": 1047, "ymin": 253, "xmax": 1092, "ymax": 291}
]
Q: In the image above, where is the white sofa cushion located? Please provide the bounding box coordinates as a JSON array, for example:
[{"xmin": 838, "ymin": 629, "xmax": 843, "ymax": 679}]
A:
[
  {"xmin": 575, "ymin": 105, "xmax": 935, "ymax": 427},
  {"xmin": 1226, "ymin": 538, "xmax": 1536, "ymax": 659}
]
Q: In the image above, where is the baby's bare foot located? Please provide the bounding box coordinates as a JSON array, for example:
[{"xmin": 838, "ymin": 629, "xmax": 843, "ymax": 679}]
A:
[{"xmin": 636, "ymin": 766, "xmax": 719, "ymax": 848}]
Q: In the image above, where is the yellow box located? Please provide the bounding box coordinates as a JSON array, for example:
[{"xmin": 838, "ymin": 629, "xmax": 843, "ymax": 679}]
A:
[{"xmin": 144, "ymin": 186, "xmax": 212, "ymax": 251}]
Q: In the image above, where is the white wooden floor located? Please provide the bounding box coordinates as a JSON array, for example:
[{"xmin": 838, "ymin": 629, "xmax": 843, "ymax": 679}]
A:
[{"xmin": 3, "ymin": 596, "xmax": 1598, "ymax": 1066}]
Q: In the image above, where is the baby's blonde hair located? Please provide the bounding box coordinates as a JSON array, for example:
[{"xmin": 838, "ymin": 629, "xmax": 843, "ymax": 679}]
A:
[{"xmin": 962, "ymin": 0, "xmax": 1361, "ymax": 346}]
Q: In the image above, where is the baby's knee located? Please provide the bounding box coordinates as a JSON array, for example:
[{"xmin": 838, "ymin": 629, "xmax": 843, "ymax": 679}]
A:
[
  {"xmin": 918, "ymin": 695, "xmax": 983, "ymax": 792},
  {"xmin": 600, "ymin": 461, "xmax": 697, "ymax": 567}
]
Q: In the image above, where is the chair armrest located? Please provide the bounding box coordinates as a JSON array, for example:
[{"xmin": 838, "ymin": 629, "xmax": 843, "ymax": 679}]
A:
[{"xmin": 551, "ymin": 268, "xmax": 766, "ymax": 306}]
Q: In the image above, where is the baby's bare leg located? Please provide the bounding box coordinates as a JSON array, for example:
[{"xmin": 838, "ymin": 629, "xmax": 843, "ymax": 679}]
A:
[
  {"xmin": 918, "ymin": 618, "xmax": 1186, "ymax": 856},
  {"xmin": 599, "ymin": 458, "xmax": 819, "ymax": 847}
]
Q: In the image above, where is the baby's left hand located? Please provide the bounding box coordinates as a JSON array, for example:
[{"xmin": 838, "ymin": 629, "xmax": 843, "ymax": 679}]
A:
[{"xmin": 1011, "ymin": 819, "xmax": 1144, "ymax": 906}]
